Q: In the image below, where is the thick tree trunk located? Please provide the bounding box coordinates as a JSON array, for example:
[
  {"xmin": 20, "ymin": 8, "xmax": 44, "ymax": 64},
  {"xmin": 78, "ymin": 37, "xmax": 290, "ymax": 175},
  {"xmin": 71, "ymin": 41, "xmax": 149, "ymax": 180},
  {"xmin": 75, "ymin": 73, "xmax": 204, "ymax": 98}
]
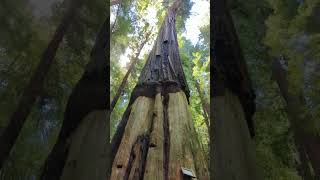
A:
[
  {"xmin": 212, "ymin": 0, "xmax": 259, "ymax": 179},
  {"xmin": 272, "ymin": 58, "xmax": 320, "ymax": 179},
  {"xmin": 40, "ymin": 14, "xmax": 109, "ymax": 180},
  {"xmin": 0, "ymin": 0, "xmax": 83, "ymax": 170},
  {"xmin": 110, "ymin": 31, "xmax": 152, "ymax": 112},
  {"xmin": 111, "ymin": 91, "xmax": 208, "ymax": 179},
  {"xmin": 60, "ymin": 110, "xmax": 107, "ymax": 180},
  {"xmin": 111, "ymin": 0, "xmax": 208, "ymax": 179},
  {"xmin": 213, "ymin": 90, "xmax": 260, "ymax": 180}
]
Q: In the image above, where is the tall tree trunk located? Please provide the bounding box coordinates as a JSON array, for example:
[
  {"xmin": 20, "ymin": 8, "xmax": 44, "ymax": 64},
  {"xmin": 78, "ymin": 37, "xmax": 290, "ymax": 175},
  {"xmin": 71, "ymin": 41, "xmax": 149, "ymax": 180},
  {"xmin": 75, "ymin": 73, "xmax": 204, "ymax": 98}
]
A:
[
  {"xmin": 212, "ymin": 0, "xmax": 259, "ymax": 179},
  {"xmin": 110, "ymin": 30, "xmax": 152, "ymax": 113},
  {"xmin": 111, "ymin": 0, "xmax": 209, "ymax": 179},
  {"xmin": 0, "ymin": 0, "xmax": 83, "ymax": 170},
  {"xmin": 40, "ymin": 14, "xmax": 109, "ymax": 180},
  {"xmin": 272, "ymin": 58, "xmax": 320, "ymax": 179},
  {"xmin": 194, "ymin": 80, "xmax": 209, "ymax": 128},
  {"xmin": 111, "ymin": 0, "xmax": 121, "ymax": 6}
]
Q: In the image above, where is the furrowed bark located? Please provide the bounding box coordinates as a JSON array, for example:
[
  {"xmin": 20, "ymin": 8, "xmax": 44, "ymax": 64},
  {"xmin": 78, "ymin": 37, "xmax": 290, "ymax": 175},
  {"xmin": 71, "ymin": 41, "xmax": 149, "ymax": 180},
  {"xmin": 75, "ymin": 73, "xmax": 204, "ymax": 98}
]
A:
[
  {"xmin": 40, "ymin": 14, "xmax": 109, "ymax": 180},
  {"xmin": 111, "ymin": 96, "xmax": 154, "ymax": 179},
  {"xmin": 0, "ymin": 0, "xmax": 83, "ymax": 170},
  {"xmin": 144, "ymin": 93, "xmax": 164, "ymax": 180},
  {"xmin": 212, "ymin": 0, "xmax": 259, "ymax": 179},
  {"xmin": 272, "ymin": 58, "xmax": 320, "ymax": 179},
  {"xmin": 110, "ymin": 30, "xmax": 152, "ymax": 112},
  {"xmin": 111, "ymin": 0, "xmax": 208, "ymax": 179}
]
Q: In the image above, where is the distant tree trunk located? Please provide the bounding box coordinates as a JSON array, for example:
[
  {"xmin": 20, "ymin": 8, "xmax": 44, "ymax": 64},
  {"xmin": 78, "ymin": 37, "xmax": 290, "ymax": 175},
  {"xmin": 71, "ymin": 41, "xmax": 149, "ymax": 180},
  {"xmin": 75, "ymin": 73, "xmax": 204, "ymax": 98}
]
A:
[
  {"xmin": 0, "ymin": 0, "xmax": 83, "ymax": 170},
  {"xmin": 111, "ymin": 0, "xmax": 209, "ymax": 179},
  {"xmin": 110, "ymin": 30, "xmax": 152, "ymax": 113},
  {"xmin": 40, "ymin": 14, "xmax": 109, "ymax": 180},
  {"xmin": 295, "ymin": 135, "xmax": 314, "ymax": 180},
  {"xmin": 111, "ymin": 0, "xmax": 121, "ymax": 6},
  {"xmin": 212, "ymin": 0, "xmax": 259, "ymax": 179},
  {"xmin": 111, "ymin": 4, "xmax": 120, "ymax": 33},
  {"xmin": 271, "ymin": 58, "xmax": 320, "ymax": 179},
  {"xmin": 194, "ymin": 80, "xmax": 209, "ymax": 128}
]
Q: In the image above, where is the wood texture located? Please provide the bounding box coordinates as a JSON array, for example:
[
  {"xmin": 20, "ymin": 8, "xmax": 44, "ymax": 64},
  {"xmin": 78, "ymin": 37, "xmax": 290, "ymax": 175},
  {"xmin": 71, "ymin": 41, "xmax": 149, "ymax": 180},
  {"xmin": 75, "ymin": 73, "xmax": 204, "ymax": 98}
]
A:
[
  {"xmin": 111, "ymin": 1, "xmax": 209, "ymax": 179},
  {"xmin": 167, "ymin": 92, "xmax": 209, "ymax": 180},
  {"xmin": 60, "ymin": 110, "xmax": 107, "ymax": 180},
  {"xmin": 111, "ymin": 96, "xmax": 154, "ymax": 179},
  {"xmin": 212, "ymin": 89, "xmax": 260, "ymax": 180},
  {"xmin": 143, "ymin": 93, "xmax": 164, "ymax": 180},
  {"xmin": 138, "ymin": 5, "xmax": 189, "ymax": 100},
  {"xmin": 111, "ymin": 91, "xmax": 209, "ymax": 179}
]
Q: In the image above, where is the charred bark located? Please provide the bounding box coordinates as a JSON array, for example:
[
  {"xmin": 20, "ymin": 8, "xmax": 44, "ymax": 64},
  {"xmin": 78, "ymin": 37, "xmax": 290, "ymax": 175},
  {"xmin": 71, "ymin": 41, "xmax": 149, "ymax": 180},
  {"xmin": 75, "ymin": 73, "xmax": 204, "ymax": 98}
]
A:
[
  {"xmin": 272, "ymin": 58, "xmax": 320, "ymax": 179},
  {"xmin": 111, "ymin": 0, "xmax": 208, "ymax": 179},
  {"xmin": 110, "ymin": 31, "xmax": 152, "ymax": 112},
  {"xmin": 0, "ymin": 0, "xmax": 83, "ymax": 170},
  {"xmin": 40, "ymin": 14, "xmax": 109, "ymax": 179}
]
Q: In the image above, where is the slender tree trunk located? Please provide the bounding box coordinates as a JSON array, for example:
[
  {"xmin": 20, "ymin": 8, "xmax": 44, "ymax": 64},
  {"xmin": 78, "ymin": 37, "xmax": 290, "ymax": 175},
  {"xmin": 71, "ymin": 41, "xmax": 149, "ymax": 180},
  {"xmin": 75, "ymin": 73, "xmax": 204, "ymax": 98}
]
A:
[
  {"xmin": 111, "ymin": 0, "xmax": 209, "ymax": 179},
  {"xmin": 111, "ymin": 0, "xmax": 121, "ymax": 6},
  {"xmin": 294, "ymin": 132, "xmax": 314, "ymax": 180},
  {"xmin": 110, "ymin": 31, "xmax": 152, "ymax": 113},
  {"xmin": 272, "ymin": 58, "xmax": 320, "ymax": 179},
  {"xmin": 40, "ymin": 14, "xmax": 109, "ymax": 180},
  {"xmin": 212, "ymin": 0, "xmax": 259, "ymax": 179},
  {"xmin": 0, "ymin": 0, "xmax": 83, "ymax": 170},
  {"xmin": 111, "ymin": 3, "xmax": 121, "ymax": 33},
  {"xmin": 194, "ymin": 80, "xmax": 209, "ymax": 128}
]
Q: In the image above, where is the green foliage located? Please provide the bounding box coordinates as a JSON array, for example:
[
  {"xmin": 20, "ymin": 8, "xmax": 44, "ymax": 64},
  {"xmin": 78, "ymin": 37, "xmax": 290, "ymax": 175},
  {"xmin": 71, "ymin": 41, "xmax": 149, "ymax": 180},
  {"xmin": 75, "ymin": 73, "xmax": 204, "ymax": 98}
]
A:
[{"xmin": 0, "ymin": 0, "xmax": 108, "ymax": 178}]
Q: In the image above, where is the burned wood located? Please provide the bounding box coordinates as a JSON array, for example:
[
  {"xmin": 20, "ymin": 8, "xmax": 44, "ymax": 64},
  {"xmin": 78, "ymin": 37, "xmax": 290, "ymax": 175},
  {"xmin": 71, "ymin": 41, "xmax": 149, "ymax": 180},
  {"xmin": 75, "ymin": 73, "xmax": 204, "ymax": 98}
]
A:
[
  {"xmin": 163, "ymin": 93, "xmax": 170, "ymax": 180},
  {"xmin": 138, "ymin": 5, "xmax": 190, "ymax": 101}
]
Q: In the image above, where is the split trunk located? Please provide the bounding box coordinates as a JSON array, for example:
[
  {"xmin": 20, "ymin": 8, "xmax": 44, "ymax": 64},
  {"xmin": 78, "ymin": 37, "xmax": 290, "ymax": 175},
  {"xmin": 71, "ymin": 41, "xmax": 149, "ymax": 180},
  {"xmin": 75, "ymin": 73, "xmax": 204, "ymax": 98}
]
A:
[{"xmin": 111, "ymin": 1, "xmax": 209, "ymax": 179}]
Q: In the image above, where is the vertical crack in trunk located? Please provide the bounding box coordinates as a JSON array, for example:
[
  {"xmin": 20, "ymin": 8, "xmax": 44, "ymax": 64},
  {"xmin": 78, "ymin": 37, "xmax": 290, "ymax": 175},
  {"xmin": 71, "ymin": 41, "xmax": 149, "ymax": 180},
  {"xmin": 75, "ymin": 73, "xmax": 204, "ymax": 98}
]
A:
[
  {"xmin": 163, "ymin": 93, "xmax": 170, "ymax": 180},
  {"xmin": 123, "ymin": 103, "xmax": 156, "ymax": 180}
]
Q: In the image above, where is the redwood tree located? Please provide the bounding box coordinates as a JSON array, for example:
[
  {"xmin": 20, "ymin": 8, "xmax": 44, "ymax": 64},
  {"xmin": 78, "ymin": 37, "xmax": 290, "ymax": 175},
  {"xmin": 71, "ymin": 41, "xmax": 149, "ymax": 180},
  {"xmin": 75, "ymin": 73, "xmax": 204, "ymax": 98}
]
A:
[
  {"xmin": 40, "ymin": 13, "xmax": 109, "ymax": 180},
  {"xmin": 0, "ymin": 0, "xmax": 83, "ymax": 170},
  {"xmin": 212, "ymin": 0, "xmax": 260, "ymax": 179},
  {"xmin": 272, "ymin": 57, "xmax": 320, "ymax": 179},
  {"xmin": 110, "ymin": 0, "xmax": 209, "ymax": 179}
]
